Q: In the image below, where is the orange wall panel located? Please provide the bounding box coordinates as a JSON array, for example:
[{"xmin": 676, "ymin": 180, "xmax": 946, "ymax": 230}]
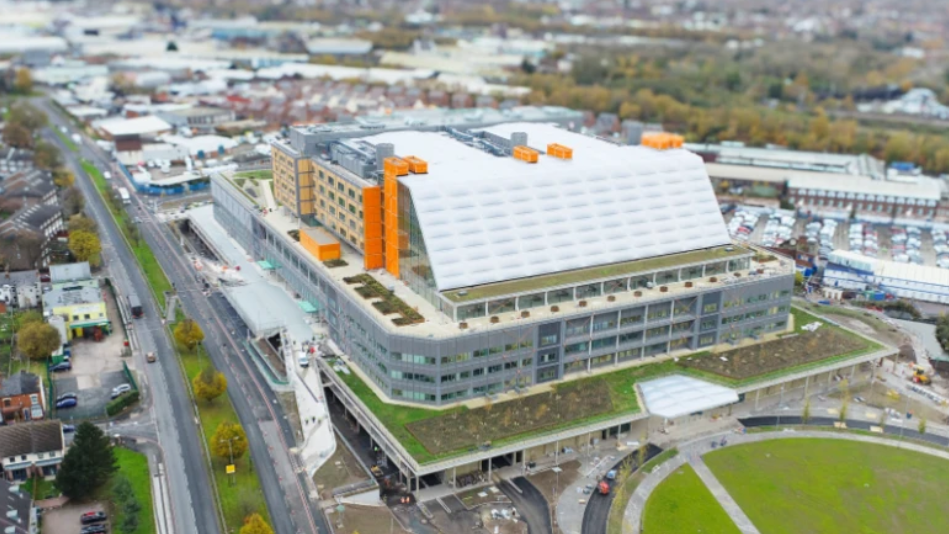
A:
[{"xmin": 362, "ymin": 186, "xmax": 384, "ymax": 269}]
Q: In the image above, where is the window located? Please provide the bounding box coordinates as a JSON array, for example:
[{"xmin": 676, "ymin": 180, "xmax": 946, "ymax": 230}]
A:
[
  {"xmin": 591, "ymin": 337, "xmax": 616, "ymax": 350},
  {"xmin": 488, "ymin": 364, "xmax": 503, "ymax": 374},
  {"xmin": 619, "ymin": 331, "xmax": 643, "ymax": 345},
  {"xmin": 592, "ymin": 313, "xmax": 617, "ymax": 332},
  {"xmin": 538, "ymin": 350, "xmax": 559, "ymax": 365},
  {"xmin": 698, "ymin": 334, "xmax": 716, "ymax": 346},
  {"xmin": 646, "ymin": 326, "xmax": 669, "ymax": 339},
  {"xmin": 328, "ymin": 177, "xmax": 334, "ymax": 186},
  {"xmin": 441, "ymin": 353, "xmax": 470, "ymax": 365},
  {"xmin": 620, "ymin": 308, "xmax": 644, "ymax": 326},
  {"xmin": 647, "ymin": 303, "xmax": 671, "ymax": 322},
  {"xmin": 566, "ymin": 318, "xmax": 589, "ymax": 337},
  {"xmin": 565, "ymin": 342, "xmax": 588, "ymax": 355},
  {"xmin": 703, "ymin": 303, "xmax": 718, "ymax": 313},
  {"xmin": 29, "ymin": 395, "xmax": 38, "ymax": 405},
  {"xmin": 537, "ymin": 367, "xmax": 558, "ymax": 383},
  {"xmin": 539, "ymin": 333, "xmax": 559, "ymax": 346},
  {"xmin": 700, "ymin": 318, "xmax": 718, "ymax": 332},
  {"xmin": 337, "ymin": 183, "xmax": 344, "ymax": 192}
]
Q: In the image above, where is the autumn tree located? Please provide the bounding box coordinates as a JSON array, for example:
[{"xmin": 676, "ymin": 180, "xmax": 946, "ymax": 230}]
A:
[
  {"xmin": 53, "ymin": 169, "xmax": 75, "ymax": 188},
  {"xmin": 18, "ymin": 321, "xmax": 61, "ymax": 360},
  {"xmin": 2, "ymin": 122, "xmax": 32, "ymax": 148},
  {"xmin": 68, "ymin": 213, "xmax": 97, "ymax": 234},
  {"xmin": 63, "ymin": 190, "xmax": 86, "ymax": 217},
  {"xmin": 33, "ymin": 140, "xmax": 61, "ymax": 170},
  {"xmin": 13, "ymin": 68, "xmax": 32, "ymax": 94},
  {"xmin": 68, "ymin": 230, "xmax": 101, "ymax": 266},
  {"xmin": 211, "ymin": 421, "xmax": 248, "ymax": 461},
  {"xmin": 6, "ymin": 101, "xmax": 46, "ymax": 132},
  {"xmin": 193, "ymin": 363, "xmax": 227, "ymax": 403},
  {"xmin": 239, "ymin": 514, "xmax": 274, "ymax": 534},
  {"xmin": 174, "ymin": 318, "xmax": 204, "ymax": 351},
  {"xmin": 918, "ymin": 417, "xmax": 927, "ymax": 436}
]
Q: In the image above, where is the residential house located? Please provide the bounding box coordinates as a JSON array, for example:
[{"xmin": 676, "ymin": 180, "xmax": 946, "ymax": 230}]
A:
[
  {"xmin": 0, "ymin": 421, "xmax": 64, "ymax": 481},
  {"xmin": 0, "ymin": 271, "xmax": 41, "ymax": 309},
  {"xmin": 0, "ymin": 478, "xmax": 36, "ymax": 533},
  {"xmin": 0, "ymin": 373, "xmax": 44, "ymax": 423},
  {"xmin": 0, "ymin": 170, "xmax": 63, "ymax": 270},
  {"xmin": 0, "ymin": 147, "xmax": 34, "ymax": 177}
]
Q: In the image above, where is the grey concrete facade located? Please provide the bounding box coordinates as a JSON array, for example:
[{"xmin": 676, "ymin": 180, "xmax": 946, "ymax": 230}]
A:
[{"xmin": 212, "ymin": 175, "xmax": 794, "ymax": 406}]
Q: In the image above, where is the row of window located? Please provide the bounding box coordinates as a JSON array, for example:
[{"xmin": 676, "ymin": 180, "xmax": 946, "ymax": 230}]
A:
[
  {"xmin": 791, "ymin": 189, "xmax": 937, "ymax": 206},
  {"xmin": 722, "ymin": 290, "xmax": 791, "ymax": 309}
]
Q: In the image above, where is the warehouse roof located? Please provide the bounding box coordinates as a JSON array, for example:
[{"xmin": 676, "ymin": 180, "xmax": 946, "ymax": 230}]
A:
[
  {"xmin": 95, "ymin": 115, "xmax": 172, "ymax": 137},
  {"xmin": 366, "ymin": 122, "xmax": 730, "ymax": 291},
  {"xmin": 788, "ymin": 173, "xmax": 941, "ymax": 202}
]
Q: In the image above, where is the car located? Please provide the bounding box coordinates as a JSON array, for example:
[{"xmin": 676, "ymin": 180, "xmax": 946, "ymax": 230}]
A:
[
  {"xmin": 55, "ymin": 398, "xmax": 77, "ymax": 409},
  {"xmin": 81, "ymin": 525, "xmax": 107, "ymax": 534},
  {"xmin": 146, "ymin": 351, "xmax": 156, "ymax": 363},
  {"xmin": 62, "ymin": 424, "xmax": 76, "ymax": 433},
  {"xmin": 49, "ymin": 362, "xmax": 71, "ymax": 373},
  {"xmin": 111, "ymin": 384, "xmax": 132, "ymax": 399},
  {"xmin": 299, "ymin": 355, "xmax": 309, "ymax": 368},
  {"xmin": 56, "ymin": 392, "xmax": 77, "ymax": 402},
  {"xmin": 80, "ymin": 511, "xmax": 106, "ymax": 524}
]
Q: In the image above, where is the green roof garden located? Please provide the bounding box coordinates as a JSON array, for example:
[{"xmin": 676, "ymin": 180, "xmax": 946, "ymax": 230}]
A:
[{"xmin": 443, "ymin": 244, "xmax": 751, "ymax": 303}]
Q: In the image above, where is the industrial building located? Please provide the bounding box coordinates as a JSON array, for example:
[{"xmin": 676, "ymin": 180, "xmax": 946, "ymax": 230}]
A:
[
  {"xmin": 207, "ymin": 112, "xmax": 897, "ymax": 493},
  {"xmin": 825, "ymin": 250, "xmax": 949, "ymax": 304},
  {"xmin": 787, "ymin": 173, "xmax": 942, "ymax": 222}
]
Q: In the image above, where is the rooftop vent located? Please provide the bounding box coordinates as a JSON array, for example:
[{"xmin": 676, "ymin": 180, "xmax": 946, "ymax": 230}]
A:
[{"xmin": 547, "ymin": 143, "xmax": 573, "ymax": 160}]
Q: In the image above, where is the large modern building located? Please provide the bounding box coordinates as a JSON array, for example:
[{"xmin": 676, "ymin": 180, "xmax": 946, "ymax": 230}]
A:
[
  {"xmin": 218, "ymin": 115, "xmax": 795, "ymax": 406},
  {"xmin": 209, "ymin": 111, "xmax": 895, "ymax": 492}
]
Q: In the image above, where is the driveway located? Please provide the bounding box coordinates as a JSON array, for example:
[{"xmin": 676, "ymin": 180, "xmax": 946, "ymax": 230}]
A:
[{"xmin": 42, "ymin": 502, "xmax": 109, "ymax": 534}]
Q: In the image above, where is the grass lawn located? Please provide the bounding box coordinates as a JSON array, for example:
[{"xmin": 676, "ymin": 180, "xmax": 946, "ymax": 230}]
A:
[
  {"xmin": 176, "ymin": 342, "xmax": 271, "ymax": 529},
  {"xmin": 642, "ymin": 463, "xmax": 740, "ymax": 534},
  {"xmin": 704, "ymin": 439, "xmax": 949, "ymax": 534},
  {"xmin": 23, "ymin": 477, "xmax": 58, "ymax": 500},
  {"xmin": 81, "ymin": 159, "xmax": 173, "ymax": 308},
  {"xmin": 54, "ymin": 128, "xmax": 79, "ymax": 152},
  {"xmin": 607, "ymin": 449, "xmax": 679, "ymax": 534},
  {"xmin": 111, "ymin": 448, "xmax": 156, "ymax": 534},
  {"xmin": 234, "ymin": 170, "xmax": 273, "ymax": 181}
]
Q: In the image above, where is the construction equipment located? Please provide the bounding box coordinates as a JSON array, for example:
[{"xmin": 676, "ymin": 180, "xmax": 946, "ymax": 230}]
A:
[
  {"xmin": 911, "ymin": 365, "xmax": 932, "ymax": 385},
  {"xmin": 597, "ymin": 480, "xmax": 611, "ymax": 495}
]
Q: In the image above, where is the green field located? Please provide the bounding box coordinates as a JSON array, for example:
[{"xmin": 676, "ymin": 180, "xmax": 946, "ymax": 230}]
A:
[
  {"xmin": 112, "ymin": 448, "xmax": 156, "ymax": 534},
  {"xmin": 704, "ymin": 439, "xmax": 949, "ymax": 534},
  {"xmin": 642, "ymin": 464, "xmax": 741, "ymax": 534},
  {"xmin": 175, "ymin": 338, "xmax": 270, "ymax": 529},
  {"xmin": 81, "ymin": 159, "xmax": 173, "ymax": 308}
]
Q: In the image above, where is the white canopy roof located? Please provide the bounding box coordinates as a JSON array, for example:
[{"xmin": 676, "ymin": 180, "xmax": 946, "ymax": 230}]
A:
[
  {"xmin": 639, "ymin": 375, "xmax": 739, "ymax": 419},
  {"xmin": 366, "ymin": 123, "xmax": 730, "ymax": 291}
]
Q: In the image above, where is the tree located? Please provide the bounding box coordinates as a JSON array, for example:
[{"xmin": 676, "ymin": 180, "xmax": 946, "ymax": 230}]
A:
[
  {"xmin": 53, "ymin": 169, "xmax": 75, "ymax": 188},
  {"xmin": 6, "ymin": 101, "xmax": 47, "ymax": 132},
  {"xmin": 69, "ymin": 213, "xmax": 96, "ymax": 234},
  {"xmin": 174, "ymin": 318, "xmax": 204, "ymax": 351},
  {"xmin": 2, "ymin": 123, "xmax": 32, "ymax": 148},
  {"xmin": 240, "ymin": 513, "xmax": 274, "ymax": 534},
  {"xmin": 193, "ymin": 363, "xmax": 227, "ymax": 403},
  {"xmin": 794, "ymin": 271, "xmax": 804, "ymax": 288},
  {"xmin": 918, "ymin": 417, "xmax": 927, "ymax": 436},
  {"xmin": 166, "ymin": 41, "xmax": 178, "ymax": 52},
  {"xmin": 33, "ymin": 140, "xmax": 61, "ymax": 170},
  {"xmin": 839, "ymin": 399, "xmax": 848, "ymax": 423},
  {"xmin": 13, "ymin": 68, "xmax": 32, "ymax": 94},
  {"xmin": 55, "ymin": 422, "xmax": 117, "ymax": 500},
  {"xmin": 17, "ymin": 321, "xmax": 61, "ymax": 360},
  {"xmin": 63, "ymin": 190, "xmax": 86, "ymax": 217},
  {"xmin": 802, "ymin": 398, "xmax": 811, "ymax": 425},
  {"xmin": 68, "ymin": 230, "xmax": 102, "ymax": 266},
  {"xmin": 211, "ymin": 421, "xmax": 248, "ymax": 461}
]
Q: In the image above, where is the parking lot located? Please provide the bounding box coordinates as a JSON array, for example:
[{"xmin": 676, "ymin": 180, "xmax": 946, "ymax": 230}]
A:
[
  {"xmin": 722, "ymin": 203, "xmax": 946, "ymax": 269},
  {"xmin": 41, "ymin": 502, "xmax": 109, "ymax": 534},
  {"xmin": 52, "ymin": 287, "xmax": 136, "ymax": 421}
]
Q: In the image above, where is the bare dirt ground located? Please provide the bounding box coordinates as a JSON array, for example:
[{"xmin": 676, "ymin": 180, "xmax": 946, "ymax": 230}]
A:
[
  {"xmin": 313, "ymin": 442, "xmax": 369, "ymax": 497},
  {"xmin": 457, "ymin": 485, "xmax": 510, "ymax": 508},
  {"xmin": 831, "ymin": 381, "xmax": 948, "ymax": 424},
  {"xmin": 324, "ymin": 504, "xmax": 412, "ymax": 534}
]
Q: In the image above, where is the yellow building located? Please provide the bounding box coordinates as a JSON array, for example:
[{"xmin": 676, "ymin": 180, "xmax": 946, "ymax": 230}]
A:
[{"xmin": 42, "ymin": 282, "xmax": 110, "ymax": 340}]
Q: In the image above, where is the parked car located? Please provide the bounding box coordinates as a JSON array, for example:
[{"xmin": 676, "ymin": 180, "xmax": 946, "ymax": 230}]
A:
[
  {"xmin": 55, "ymin": 398, "xmax": 77, "ymax": 409},
  {"xmin": 298, "ymin": 355, "xmax": 309, "ymax": 368},
  {"xmin": 111, "ymin": 384, "xmax": 132, "ymax": 399},
  {"xmin": 146, "ymin": 351, "xmax": 156, "ymax": 363},
  {"xmin": 81, "ymin": 525, "xmax": 107, "ymax": 534},
  {"xmin": 80, "ymin": 511, "xmax": 106, "ymax": 524},
  {"xmin": 56, "ymin": 392, "xmax": 77, "ymax": 402},
  {"xmin": 49, "ymin": 362, "xmax": 71, "ymax": 373},
  {"xmin": 62, "ymin": 424, "xmax": 76, "ymax": 433}
]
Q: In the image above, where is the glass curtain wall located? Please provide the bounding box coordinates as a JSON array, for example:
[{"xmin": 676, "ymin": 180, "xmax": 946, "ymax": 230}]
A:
[{"xmin": 397, "ymin": 184, "xmax": 440, "ymax": 307}]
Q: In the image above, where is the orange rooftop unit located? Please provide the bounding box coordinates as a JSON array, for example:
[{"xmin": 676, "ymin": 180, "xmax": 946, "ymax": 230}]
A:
[
  {"xmin": 300, "ymin": 227, "xmax": 341, "ymax": 261},
  {"xmin": 512, "ymin": 145, "xmax": 539, "ymax": 163},
  {"xmin": 403, "ymin": 156, "xmax": 428, "ymax": 174},
  {"xmin": 641, "ymin": 132, "xmax": 684, "ymax": 150},
  {"xmin": 547, "ymin": 143, "xmax": 573, "ymax": 160}
]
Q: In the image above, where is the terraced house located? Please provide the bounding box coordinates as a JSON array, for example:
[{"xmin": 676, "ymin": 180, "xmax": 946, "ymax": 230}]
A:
[{"xmin": 210, "ymin": 108, "xmax": 888, "ymax": 493}]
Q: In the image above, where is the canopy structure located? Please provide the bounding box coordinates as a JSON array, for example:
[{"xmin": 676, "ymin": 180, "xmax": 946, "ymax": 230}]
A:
[{"xmin": 638, "ymin": 375, "xmax": 739, "ymax": 419}]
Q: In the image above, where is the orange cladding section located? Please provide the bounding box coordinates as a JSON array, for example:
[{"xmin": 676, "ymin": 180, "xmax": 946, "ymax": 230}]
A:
[
  {"xmin": 300, "ymin": 229, "xmax": 340, "ymax": 261},
  {"xmin": 383, "ymin": 157, "xmax": 407, "ymax": 277},
  {"xmin": 362, "ymin": 185, "xmax": 383, "ymax": 270}
]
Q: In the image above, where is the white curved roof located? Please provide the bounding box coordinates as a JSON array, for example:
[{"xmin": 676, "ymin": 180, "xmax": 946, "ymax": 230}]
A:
[
  {"xmin": 639, "ymin": 375, "xmax": 739, "ymax": 419},
  {"xmin": 364, "ymin": 123, "xmax": 730, "ymax": 291}
]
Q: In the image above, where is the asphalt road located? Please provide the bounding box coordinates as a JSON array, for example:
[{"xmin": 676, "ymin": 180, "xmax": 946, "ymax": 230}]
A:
[
  {"xmin": 499, "ymin": 477, "xmax": 552, "ymax": 534},
  {"xmin": 739, "ymin": 415, "xmax": 947, "ymax": 446},
  {"xmin": 50, "ymin": 105, "xmax": 329, "ymax": 533},
  {"xmin": 38, "ymin": 100, "xmax": 218, "ymax": 534},
  {"xmin": 581, "ymin": 444, "xmax": 662, "ymax": 534}
]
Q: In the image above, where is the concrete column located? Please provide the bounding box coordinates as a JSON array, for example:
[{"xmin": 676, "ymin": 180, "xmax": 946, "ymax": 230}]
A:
[
  {"xmin": 488, "ymin": 459, "xmax": 493, "ymax": 481},
  {"xmin": 555, "ymin": 440, "xmax": 559, "ymax": 465},
  {"xmin": 804, "ymin": 375, "xmax": 810, "ymax": 398},
  {"xmin": 452, "ymin": 467, "xmax": 457, "ymax": 487},
  {"xmin": 754, "ymin": 389, "xmax": 761, "ymax": 410},
  {"xmin": 850, "ymin": 363, "xmax": 856, "ymax": 380},
  {"xmin": 587, "ymin": 358, "xmax": 591, "ymax": 372}
]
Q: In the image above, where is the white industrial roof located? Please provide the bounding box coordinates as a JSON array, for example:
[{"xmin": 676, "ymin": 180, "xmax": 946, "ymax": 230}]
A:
[
  {"xmin": 367, "ymin": 122, "xmax": 730, "ymax": 291},
  {"xmin": 832, "ymin": 249, "xmax": 949, "ymax": 288},
  {"xmin": 639, "ymin": 375, "xmax": 739, "ymax": 419},
  {"xmin": 788, "ymin": 173, "xmax": 941, "ymax": 201},
  {"xmin": 95, "ymin": 115, "xmax": 172, "ymax": 137},
  {"xmin": 160, "ymin": 135, "xmax": 238, "ymax": 156}
]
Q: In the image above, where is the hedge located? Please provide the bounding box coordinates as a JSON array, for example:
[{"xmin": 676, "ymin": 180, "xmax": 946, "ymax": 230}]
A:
[{"xmin": 106, "ymin": 390, "xmax": 141, "ymax": 417}]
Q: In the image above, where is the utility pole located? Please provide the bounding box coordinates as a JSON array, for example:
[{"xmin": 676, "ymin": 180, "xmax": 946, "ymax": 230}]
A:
[{"xmin": 220, "ymin": 437, "xmax": 236, "ymax": 485}]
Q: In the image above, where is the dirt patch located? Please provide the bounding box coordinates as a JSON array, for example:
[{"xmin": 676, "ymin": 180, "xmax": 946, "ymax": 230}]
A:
[
  {"xmin": 313, "ymin": 443, "xmax": 370, "ymax": 497},
  {"xmin": 406, "ymin": 383, "xmax": 614, "ymax": 455},
  {"xmin": 679, "ymin": 327, "xmax": 870, "ymax": 381},
  {"xmin": 325, "ymin": 504, "xmax": 412, "ymax": 534},
  {"xmin": 458, "ymin": 485, "xmax": 510, "ymax": 508},
  {"xmin": 527, "ymin": 460, "xmax": 582, "ymax": 507},
  {"xmin": 834, "ymin": 381, "xmax": 948, "ymax": 425}
]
